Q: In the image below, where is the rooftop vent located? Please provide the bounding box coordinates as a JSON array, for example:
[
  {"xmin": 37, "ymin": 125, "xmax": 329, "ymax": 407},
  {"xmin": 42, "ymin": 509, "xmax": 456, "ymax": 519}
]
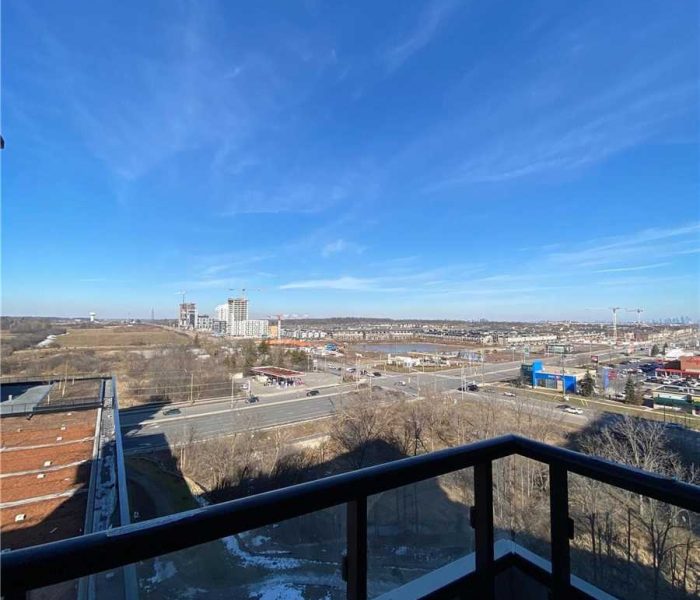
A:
[
  {"xmin": 37, "ymin": 473, "xmax": 45, "ymax": 479},
  {"xmin": 60, "ymin": 426, "xmax": 66, "ymax": 431},
  {"xmin": 43, "ymin": 460, "xmax": 52, "ymax": 467},
  {"xmin": 14, "ymin": 514, "xmax": 26, "ymax": 523},
  {"xmin": 56, "ymin": 437, "xmax": 63, "ymax": 442}
]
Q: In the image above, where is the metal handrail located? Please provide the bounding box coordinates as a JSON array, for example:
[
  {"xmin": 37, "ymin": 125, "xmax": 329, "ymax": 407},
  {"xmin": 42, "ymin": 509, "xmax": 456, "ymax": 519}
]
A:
[{"xmin": 1, "ymin": 434, "xmax": 698, "ymax": 596}]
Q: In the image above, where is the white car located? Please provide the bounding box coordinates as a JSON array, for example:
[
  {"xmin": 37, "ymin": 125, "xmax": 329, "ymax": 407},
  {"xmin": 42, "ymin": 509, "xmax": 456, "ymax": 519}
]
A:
[
  {"xmin": 503, "ymin": 392, "xmax": 516, "ymax": 397},
  {"xmin": 562, "ymin": 406, "xmax": 583, "ymax": 415}
]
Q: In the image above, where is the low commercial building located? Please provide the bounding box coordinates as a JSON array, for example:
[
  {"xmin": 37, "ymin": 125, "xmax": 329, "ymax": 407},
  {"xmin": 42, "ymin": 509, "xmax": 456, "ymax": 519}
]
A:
[
  {"xmin": 521, "ymin": 360, "xmax": 587, "ymax": 393},
  {"xmin": 680, "ymin": 356, "xmax": 700, "ymax": 375},
  {"xmin": 652, "ymin": 389, "xmax": 700, "ymax": 415},
  {"xmin": 498, "ymin": 334, "xmax": 557, "ymax": 346},
  {"xmin": 387, "ymin": 355, "xmax": 421, "ymax": 368},
  {"xmin": 250, "ymin": 366, "xmax": 304, "ymax": 386}
]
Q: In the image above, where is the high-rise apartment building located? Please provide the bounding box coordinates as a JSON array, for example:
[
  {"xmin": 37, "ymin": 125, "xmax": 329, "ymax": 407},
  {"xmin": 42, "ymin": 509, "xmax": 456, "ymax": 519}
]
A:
[
  {"xmin": 178, "ymin": 303, "xmax": 197, "ymax": 329},
  {"xmin": 227, "ymin": 297, "xmax": 248, "ymax": 329},
  {"xmin": 215, "ymin": 304, "xmax": 228, "ymax": 322}
]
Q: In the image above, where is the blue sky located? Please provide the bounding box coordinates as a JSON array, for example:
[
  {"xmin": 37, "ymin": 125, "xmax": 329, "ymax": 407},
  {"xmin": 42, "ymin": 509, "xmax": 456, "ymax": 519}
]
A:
[{"xmin": 2, "ymin": 0, "xmax": 699, "ymax": 321}]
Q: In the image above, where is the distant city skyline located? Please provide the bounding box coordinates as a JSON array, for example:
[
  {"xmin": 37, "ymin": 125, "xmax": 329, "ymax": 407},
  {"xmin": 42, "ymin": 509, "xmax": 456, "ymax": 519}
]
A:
[{"xmin": 2, "ymin": 1, "xmax": 698, "ymax": 321}]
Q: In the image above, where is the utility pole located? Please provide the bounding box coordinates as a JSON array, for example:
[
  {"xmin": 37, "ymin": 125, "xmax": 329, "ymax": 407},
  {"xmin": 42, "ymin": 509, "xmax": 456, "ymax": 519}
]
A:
[
  {"xmin": 230, "ymin": 374, "xmax": 235, "ymax": 409},
  {"xmin": 480, "ymin": 350, "xmax": 485, "ymax": 386},
  {"xmin": 560, "ymin": 352, "xmax": 567, "ymax": 401},
  {"xmin": 189, "ymin": 372, "xmax": 194, "ymax": 404}
]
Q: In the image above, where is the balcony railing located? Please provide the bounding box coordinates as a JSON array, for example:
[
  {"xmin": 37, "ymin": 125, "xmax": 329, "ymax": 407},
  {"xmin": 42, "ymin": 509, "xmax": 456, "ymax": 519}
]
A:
[{"xmin": 2, "ymin": 434, "xmax": 698, "ymax": 599}]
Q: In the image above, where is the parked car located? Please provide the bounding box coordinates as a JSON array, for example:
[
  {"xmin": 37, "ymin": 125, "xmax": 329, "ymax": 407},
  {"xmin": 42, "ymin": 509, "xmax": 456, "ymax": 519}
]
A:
[
  {"xmin": 562, "ymin": 406, "xmax": 583, "ymax": 415},
  {"xmin": 306, "ymin": 389, "xmax": 320, "ymax": 397},
  {"xmin": 395, "ymin": 380, "xmax": 407, "ymax": 386},
  {"xmin": 163, "ymin": 407, "xmax": 181, "ymax": 416},
  {"xmin": 245, "ymin": 396, "xmax": 260, "ymax": 404},
  {"xmin": 467, "ymin": 384, "xmax": 479, "ymax": 392},
  {"xmin": 503, "ymin": 392, "xmax": 516, "ymax": 397},
  {"xmin": 372, "ymin": 372, "xmax": 382, "ymax": 377}
]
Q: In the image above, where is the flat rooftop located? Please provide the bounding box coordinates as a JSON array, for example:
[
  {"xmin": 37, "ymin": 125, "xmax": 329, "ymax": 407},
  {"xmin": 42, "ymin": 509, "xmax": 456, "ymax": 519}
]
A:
[
  {"xmin": 0, "ymin": 408, "xmax": 98, "ymax": 551},
  {"xmin": 251, "ymin": 366, "xmax": 304, "ymax": 377},
  {"xmin": 0, "ymin": 382, "xmax": 53, "ymax": 415}
]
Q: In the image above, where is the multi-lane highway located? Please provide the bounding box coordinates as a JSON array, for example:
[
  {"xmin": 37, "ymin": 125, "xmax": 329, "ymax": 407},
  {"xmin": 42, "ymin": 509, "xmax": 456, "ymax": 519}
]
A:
[{"xmin": 120, "ymin": 348, "xmax": 617, "ymax": 453}]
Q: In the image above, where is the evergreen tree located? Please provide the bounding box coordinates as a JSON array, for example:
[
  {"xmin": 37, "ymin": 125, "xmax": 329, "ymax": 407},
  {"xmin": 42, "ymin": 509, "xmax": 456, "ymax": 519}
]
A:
[
  {"xmin": 650, "ymin": 344, "xmax": 660, "ymax": 357},
  {"xmin": 257, "ymin": 340, "xmax": 270, "ymax": 355},
  {"xmin": 624, "ymin": 375, "xmax": 641, "ymax": 405},
  {"xmin": 579, "ymin": 371, "xmax": 595, "ymax": 397}
]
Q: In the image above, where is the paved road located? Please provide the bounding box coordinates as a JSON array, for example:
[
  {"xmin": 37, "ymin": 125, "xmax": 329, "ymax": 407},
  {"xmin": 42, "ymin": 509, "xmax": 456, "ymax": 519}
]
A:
[{"xmin": 121, "ymin": 348, "xmax": 619, "ymax": 453}]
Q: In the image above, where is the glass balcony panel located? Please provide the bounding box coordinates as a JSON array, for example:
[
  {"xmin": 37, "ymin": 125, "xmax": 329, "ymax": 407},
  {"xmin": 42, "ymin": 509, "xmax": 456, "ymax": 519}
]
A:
[
  {"xmin": 31, "ymin": 505, "xmax": 346, "ymax": 599},
  {"xmin": 492, "ymin": 455, "xmax": 551, "ymax": 562},
  {"xmin": 569, "ymin": 473, "xmax": 700, "ymax": 600},
  {"xmin": 367, "ymin": 469, "xmax": 475, "ymax": 598}
]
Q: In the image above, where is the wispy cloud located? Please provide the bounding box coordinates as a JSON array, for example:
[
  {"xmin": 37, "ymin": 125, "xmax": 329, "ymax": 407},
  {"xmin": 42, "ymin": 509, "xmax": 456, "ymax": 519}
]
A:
[
  {"xmin": 593, "ymin": 262, "xmax": 671, "ymax": 274},
  {"xmin": 546, "ymin": 223, "xmax": 700, "ymax": 267},
  {"xmin": 382, "ymin": 0, "xmax": 458, "ymax": 72},
  {"xmin": 321, "ymin": 239, "xmax": 365, "ymax": 257},
  {"xmin": 222, "ymin": 184, "xmax": 349, "ymax": 216},
  {"xmin": 280, "ymin": 276, "xmax": 382, "ymax": 291}
]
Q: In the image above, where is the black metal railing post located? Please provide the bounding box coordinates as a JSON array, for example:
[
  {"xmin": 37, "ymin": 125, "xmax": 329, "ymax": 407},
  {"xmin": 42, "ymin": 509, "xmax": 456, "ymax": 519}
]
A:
[
  {"xmin": 549, "ymin": 464, "xmax": 571, "ymax": 597},
  {"xmin": 346, "ymin": 497, "xmax": 368, "ymax": 600},
  {"xmin": 473, "ymin": 460, "xmax": 495, "ymax": 599}
]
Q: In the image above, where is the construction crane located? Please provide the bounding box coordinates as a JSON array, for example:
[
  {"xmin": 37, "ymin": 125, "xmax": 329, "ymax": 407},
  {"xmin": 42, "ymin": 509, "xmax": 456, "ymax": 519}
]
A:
[
  {"xmin": 227, "ymin": 287, "xmax": 263, "ymax": 299},
  {"xmin": 609, "ymin": 307, "xmax": 622, "ymax": 346},
  {"xmin": 626, "ymin": 307, "xmax": 644, "ymax": 325},
  {"xmin": 268, "ymin": 314, "xmax": 289, "ymax": 339},
  {"xmin": 176, "ymin": 290, "xmax": 187, "ymax": 304},
  {"xmin": 584, "ymin": 307, "xmax": 622, "ymax": 345}
]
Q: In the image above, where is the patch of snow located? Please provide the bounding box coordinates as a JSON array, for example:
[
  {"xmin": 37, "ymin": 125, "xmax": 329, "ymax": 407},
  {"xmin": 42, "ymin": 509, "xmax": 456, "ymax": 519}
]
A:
[
  {"xmin": 222, "ymin": 534, "xmax": 302, "ymax": 570},
  {"xmin": 249, "ymin": 583, "xmax": 305, "ymax": 600},
  {"xmin": 177, "ymin": 586, "xmax": 206, "ymax": 599},
  {"xmin": 394, "ymin": 546, "xmax": 409, "ymax": 556},
  {"xmin": 143, "ymin": 558, "xmax": 177, "ymax": 589},
  {"xmin": 250, "ymin": 535, "xmax": 271, "ymax": 547}
]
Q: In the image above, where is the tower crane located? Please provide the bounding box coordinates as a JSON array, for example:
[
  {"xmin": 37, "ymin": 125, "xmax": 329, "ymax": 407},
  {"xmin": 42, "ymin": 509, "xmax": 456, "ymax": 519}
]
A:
[
  {"xmin": 584, "ymin": 307, "xmax": 623, "ymax": 345},
  {"xmin": 609, "ymin": 307, "xmax": 622, "ymax": 346},
  {"xmin": 227, "ymin": 287, "xmax": 263, "ymax": 299},
  {"xmin": 268, "ymin": 314, "xmax": 289, "ymax": 340},
  {"xmin": 626, "ymin": 307, "xmax": 644, "ymax": 325}
]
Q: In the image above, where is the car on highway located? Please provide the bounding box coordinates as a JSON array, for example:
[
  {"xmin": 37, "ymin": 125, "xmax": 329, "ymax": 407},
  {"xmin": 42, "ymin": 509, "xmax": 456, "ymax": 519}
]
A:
[
  {"xmin": 245, "ymin": 396, "xmax": 260, "ymax": 404},
  {"xmin": 163, "ymin": 407, "xmax": 181, "ymax": 416},
  {"xmin": 395, "ymin": 380, "xmax": 407, "ymax": 386},
  {"xmin": 468, "ymin": 384, "xmax": 479, "ymax": 392},
  {"xmin": 372, "ymin": 372, "xmax": 382, "ymax": 377},
  {"xmin": 561, "ymin": 406, "xmax": 583, "ymax": 415},
  {"xmin": 503, "ymin": 392, "xmax": 516, "ymax": 397},
  {"xmin": 306, "ymin": 389, "xmax": 320, "ymax": 397}
]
